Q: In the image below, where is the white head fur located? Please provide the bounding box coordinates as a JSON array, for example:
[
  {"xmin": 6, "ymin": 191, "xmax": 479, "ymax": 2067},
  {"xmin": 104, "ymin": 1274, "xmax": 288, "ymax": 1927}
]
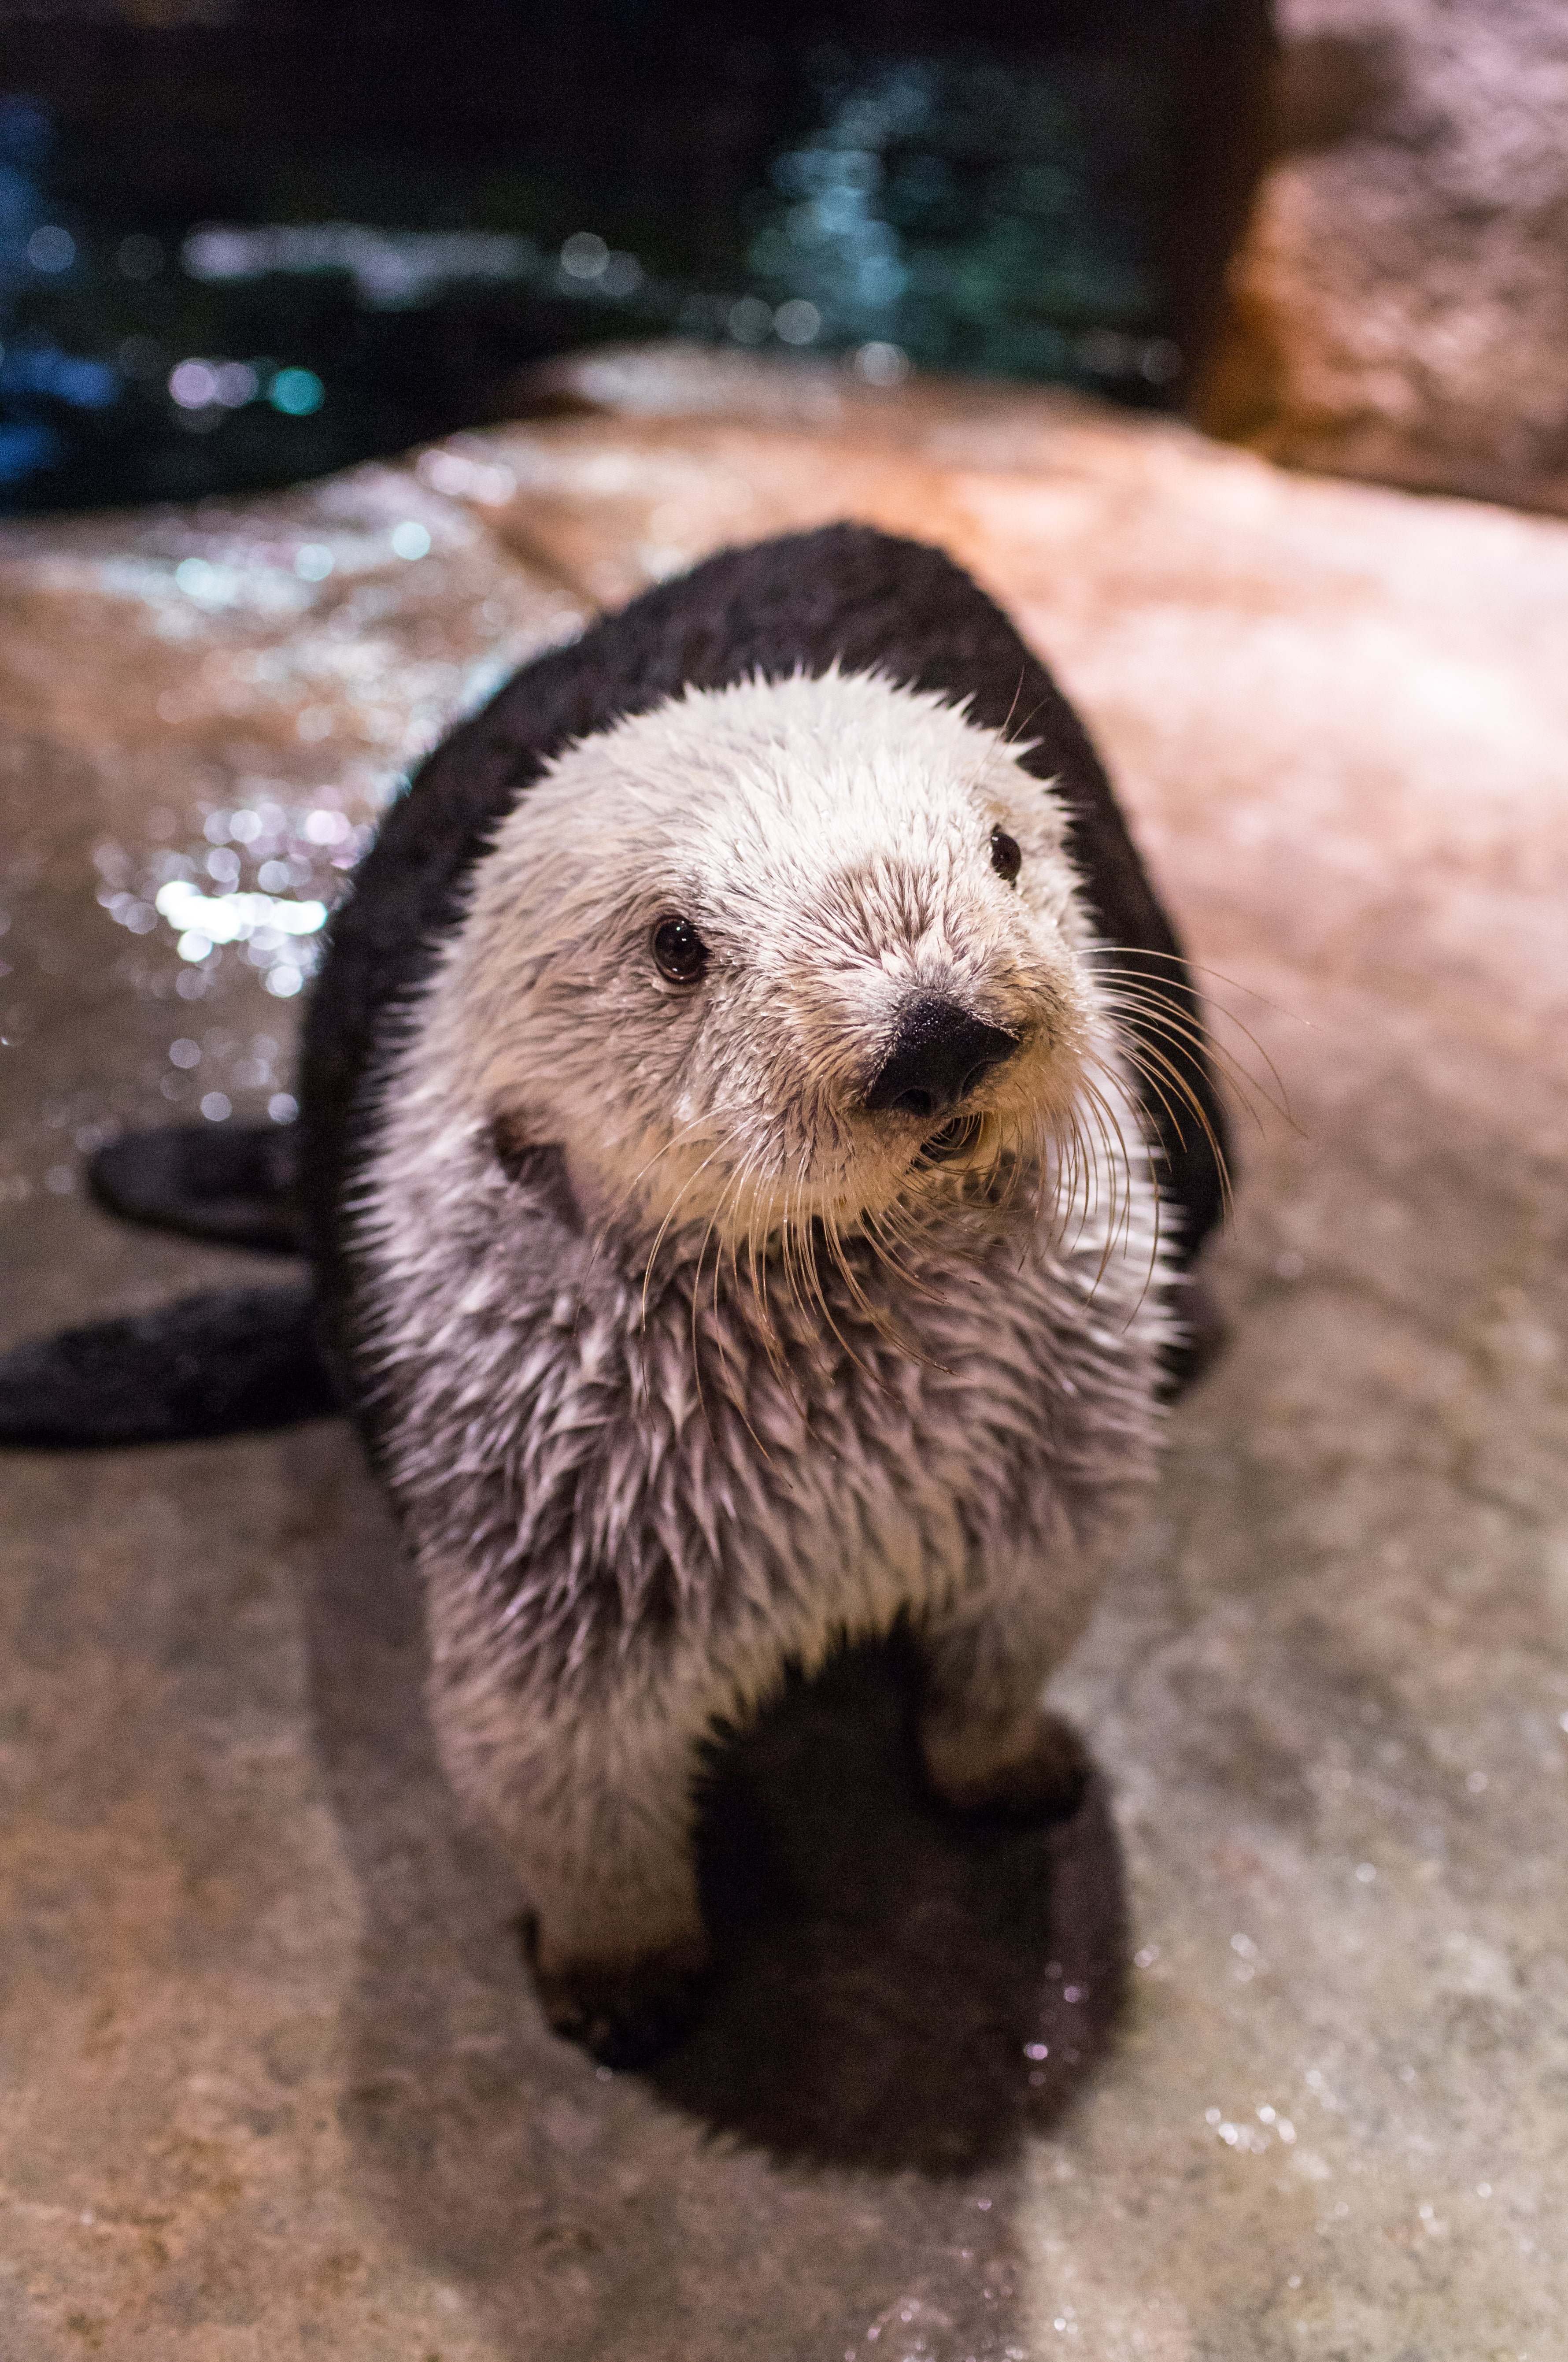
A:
[{"xmin": 404, "ymin": 670, "xmax": 1124, "ymax": 1289}]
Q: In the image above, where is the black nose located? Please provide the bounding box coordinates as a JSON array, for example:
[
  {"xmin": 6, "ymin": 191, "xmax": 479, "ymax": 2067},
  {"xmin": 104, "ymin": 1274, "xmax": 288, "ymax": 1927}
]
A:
[{"xmin": 863, "ymin": 996, "xmax": 1019, "ymax": 1121}]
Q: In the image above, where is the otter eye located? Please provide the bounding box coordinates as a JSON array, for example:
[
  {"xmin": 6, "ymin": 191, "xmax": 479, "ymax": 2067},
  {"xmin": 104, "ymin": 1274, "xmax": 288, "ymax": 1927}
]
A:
[
  {"xmin": 652, "ymin": 915, "xmax": 709, "ymax": 985},
  {"xmin": 990, "ymin": 826, "xmax": 1022, "ymax": 884}
]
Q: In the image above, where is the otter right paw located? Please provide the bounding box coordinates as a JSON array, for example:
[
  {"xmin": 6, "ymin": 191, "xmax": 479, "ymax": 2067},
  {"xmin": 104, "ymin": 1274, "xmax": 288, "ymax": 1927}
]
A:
[{"xmin": 521, "ymin": 1924, "xmax": 710, "ymax": 2069}]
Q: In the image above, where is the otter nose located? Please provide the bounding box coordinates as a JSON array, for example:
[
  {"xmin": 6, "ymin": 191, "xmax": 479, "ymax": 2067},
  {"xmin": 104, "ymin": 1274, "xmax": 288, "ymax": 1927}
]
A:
[{"xmin": 863, "ymin": 996, "xmax": 1019, "ymax": 1121}]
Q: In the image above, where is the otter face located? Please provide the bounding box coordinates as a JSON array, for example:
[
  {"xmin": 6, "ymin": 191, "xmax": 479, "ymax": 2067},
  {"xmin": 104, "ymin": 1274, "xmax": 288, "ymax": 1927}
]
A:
[{"xmin": 440, "ymin": 670, "xmax": 1112, "ymax": 1251}]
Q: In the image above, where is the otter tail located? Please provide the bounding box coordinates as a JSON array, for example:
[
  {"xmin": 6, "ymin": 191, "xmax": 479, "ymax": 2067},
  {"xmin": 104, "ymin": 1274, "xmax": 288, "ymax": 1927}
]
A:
[{"xmin": 1, "ymin": 1122, "xmax": 337, "ymax": 1448}]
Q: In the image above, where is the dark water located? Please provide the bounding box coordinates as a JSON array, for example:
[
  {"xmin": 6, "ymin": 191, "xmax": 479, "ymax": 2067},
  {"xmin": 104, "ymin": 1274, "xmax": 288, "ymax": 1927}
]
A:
[{"xmin": 0, "ymin": 1, "xmax": 1270, "ymax": 514}]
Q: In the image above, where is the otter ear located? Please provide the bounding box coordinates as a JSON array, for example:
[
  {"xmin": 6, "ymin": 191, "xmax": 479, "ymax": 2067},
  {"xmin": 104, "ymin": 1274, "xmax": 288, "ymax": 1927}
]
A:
[{"xmin": 489, "ymin": 1112, "xmax": 582, "ymax": 1233}]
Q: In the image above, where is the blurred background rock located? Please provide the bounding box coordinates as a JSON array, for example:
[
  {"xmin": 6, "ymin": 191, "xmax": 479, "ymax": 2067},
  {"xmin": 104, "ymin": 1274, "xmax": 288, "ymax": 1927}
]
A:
[
  {"xmin": 1198, "ymin": 0, "xmax": 1568, "ymax": 516},
  {"xmin": 0, "ymin": 0, "xmax": 1272, "ymax": 513}
]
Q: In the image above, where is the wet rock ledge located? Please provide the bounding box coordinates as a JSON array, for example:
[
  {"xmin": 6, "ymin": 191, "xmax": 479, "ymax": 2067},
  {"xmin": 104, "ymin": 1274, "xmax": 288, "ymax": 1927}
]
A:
[{"xmin": 1, "ymin": 346, "xmax": 1566, "ymax": 2362}]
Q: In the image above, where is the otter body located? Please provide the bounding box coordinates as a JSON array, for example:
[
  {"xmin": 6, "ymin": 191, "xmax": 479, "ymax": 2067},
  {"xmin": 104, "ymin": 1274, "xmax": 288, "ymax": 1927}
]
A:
[{"xmin": 292, "ymin": 525, "xmax": 1225, "ymax": 2064}]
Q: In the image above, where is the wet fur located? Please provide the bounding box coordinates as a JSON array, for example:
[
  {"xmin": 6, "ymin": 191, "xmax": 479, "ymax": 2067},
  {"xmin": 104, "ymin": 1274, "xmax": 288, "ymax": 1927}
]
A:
[
  {"xmin": 352, "ymin": 672, "xmax": 1165, "ymax": 2061},
  {"xmin": 296, "ymin": 527, "xmax": 1229, "ymax": 2062}
]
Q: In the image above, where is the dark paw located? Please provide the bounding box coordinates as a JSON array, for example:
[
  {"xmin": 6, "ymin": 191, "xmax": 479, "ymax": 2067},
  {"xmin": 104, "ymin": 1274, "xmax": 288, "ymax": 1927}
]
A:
[
  {"xmin": 521, "ymin": 1924, "xmax": 710, "ymax": 2069},
  {"xmin": 921, "ymin": 1707, "xmax": 1090, "ymax": 1826}
]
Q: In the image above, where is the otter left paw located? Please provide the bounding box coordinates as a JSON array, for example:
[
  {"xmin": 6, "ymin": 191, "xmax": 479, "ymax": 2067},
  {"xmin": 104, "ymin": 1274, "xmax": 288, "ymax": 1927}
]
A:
[
  {"xmin": 521, "ymin": 1925, "xmax": 710, "ymax": 2069},
  {"xmin": 920, "ymin": 1704, "xmax": 1089, "ymax": 1824}
]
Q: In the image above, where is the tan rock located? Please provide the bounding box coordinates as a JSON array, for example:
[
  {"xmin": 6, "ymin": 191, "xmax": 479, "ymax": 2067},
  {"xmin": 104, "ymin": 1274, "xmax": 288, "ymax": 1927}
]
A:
[
  {"xmin": 2, "ymin": 349, "xmax": 1566, "ymax": 2358},
  {"xmin": 1197, "ymin": 0, "xmax": 1568, "ymax": 514}
]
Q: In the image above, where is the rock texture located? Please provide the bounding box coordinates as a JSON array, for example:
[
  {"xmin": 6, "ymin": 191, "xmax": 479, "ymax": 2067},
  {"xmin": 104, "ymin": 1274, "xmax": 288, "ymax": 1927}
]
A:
[
  {"xmin": 2, "ymin": 348, "xmax": 1567, "ymax": 2359},
  {"xmin": 1198, "ymin": 0, "xmax": 1568, "ymax": 515}
]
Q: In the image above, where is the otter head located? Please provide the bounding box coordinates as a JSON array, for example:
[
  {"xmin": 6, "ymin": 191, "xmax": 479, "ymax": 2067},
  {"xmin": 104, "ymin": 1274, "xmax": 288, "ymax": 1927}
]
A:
[{"xmin": 443, "ymin": 670, "xmax": 1112, "ymax": 1260}]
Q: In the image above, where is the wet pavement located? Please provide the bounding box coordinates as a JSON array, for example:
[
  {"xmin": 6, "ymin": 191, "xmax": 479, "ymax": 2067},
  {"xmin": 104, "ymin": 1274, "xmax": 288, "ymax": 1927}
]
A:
[{"xmin": 2, "ymin": 346, "xmax": 1565, "ymax": 2360}]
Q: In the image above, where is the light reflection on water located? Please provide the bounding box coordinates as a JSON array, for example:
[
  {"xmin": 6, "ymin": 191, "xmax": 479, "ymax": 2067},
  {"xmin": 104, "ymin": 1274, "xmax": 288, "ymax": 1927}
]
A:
[{"xmin": 0, "ymin": 462, "xmax": 585, "ymax": 1203}]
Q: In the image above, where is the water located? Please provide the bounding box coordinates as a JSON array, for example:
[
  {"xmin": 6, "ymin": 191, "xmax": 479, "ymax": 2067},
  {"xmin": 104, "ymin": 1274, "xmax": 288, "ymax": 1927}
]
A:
[{"xmin": 0, "ymin": 3, "xmax": 1267, "ymax": 512}]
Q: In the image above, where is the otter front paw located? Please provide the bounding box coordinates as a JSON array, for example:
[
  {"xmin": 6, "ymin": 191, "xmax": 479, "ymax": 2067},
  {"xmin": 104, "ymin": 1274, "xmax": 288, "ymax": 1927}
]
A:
[
  {"xmin": 521, "ymin": 1924, "xmax": 710, "ymax": 2068},
  {"xmin": 920, "ymin": 1704, "xmax": 1089, "ymax": 1824}
]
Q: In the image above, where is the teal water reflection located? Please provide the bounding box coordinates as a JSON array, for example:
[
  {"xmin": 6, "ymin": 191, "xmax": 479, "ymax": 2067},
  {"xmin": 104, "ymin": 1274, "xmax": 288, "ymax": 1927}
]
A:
[{"xmin": 0, "ymin": 9, "xmax": 1262, "ymax": 512}]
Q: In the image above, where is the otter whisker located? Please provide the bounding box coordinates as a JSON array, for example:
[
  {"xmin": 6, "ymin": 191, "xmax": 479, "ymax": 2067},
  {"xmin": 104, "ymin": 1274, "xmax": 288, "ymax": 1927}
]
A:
[
  {"xmin": 775, "ymin": 1151, "xmax": 821, "ymax": 1356},
  {"xmin": 821, "ymin": 1133, "xmax": 944, "ymax": 1341},
  {"xmin": 824, "ymin": 1197, "xmax": 928, "ymax": 1371},
  {"xmin": 1057, "ymin": 1104, "xmax": 1088, "ymax": 1227},
  {"xmin": 1101, "ymin": 1010, "xmax": 1280, "ymax": 1160},
  {"xmin": 1098, "ymin": 1027, "xmax": 1211, "ymax": 1150},
  {"xmin": 784, "ymin": 1152, "xmax": 891, "ymax": 1385},
  {"xmin": 1033, "ymin": 1108, "xmax": 1075, "ymax": 1263},
  {"xmin": 1093, "ymin": 945, "xmax": 1305, "ymax": 1031},
  {"xmin": 720, "ymin": 1137, "xmax": 784, "ymax": 1379},
  {"xmin": 1095, "ymin": 983, "xmax": 1271, "ymax": 1123},
  {"xmin": 1086, "ymin": 971, "xmax": 1246, "ymax": 1164},
  {"xmin": 1062, "ymin": 1106, "xmax": 1098, "ymax": 1248},
  {"xmin": 864, "ymin": 1169, "xmax": 950, "ymax": 1308},
  {"xmin": 738, "ymin": 1116, "xmax": 789, "ymax": 1366},
  {"xmin": 718, "ymin": 1124, "xmax": 802, "ymax": 1386},
  {"xmin": 637, "ymin": 1129, "xmax": 742, "ymax": 1327},
  {"xmin": 1080, "ymin": 1056, "xmax": 1167, "ymax": 1325},
  {"xmin": 754, "ymin": 1122, "xmax": 834, "ymax": 1379},
  {"xmin": 1091, "ymin": 962, "xmax": 1294, "ymax": 1130},
  {"xmin": 574, "ymin": 1104, "xmax": 743, "ymax": 1306},
  {"xmin": 1075, "ymin": 1065, "xmax": 1128, "ymax": 1242},
  {"xmin": 867, "ymin": 1198, "xmax": 945, "ymax": 1308},
  {"xmin": 686, "ymin": 1178, "xmax": 727, "ymax": 1448},
  {"xmin": 1072, "ymin": 1066, "xmax": 1139, "ymax": 1302},
  {"xmin": 1030, "ymin": 1113, "xmax": 1062, "ymax": 1246},
  {"xmin": 620, "ymin": 1106, "xmax": 742, "ymax": 1206},
  {"xmin": 1079, "ymin": 1092, "xmax": 1161, "ymax": 1330},
  {"xmin": 696, "ymin": 1156, "xmax": 792, "ymax": 1464},
  {"xmin": 1097, "ymin": 1030, "xmax": 1235, "ymax": 1223}
]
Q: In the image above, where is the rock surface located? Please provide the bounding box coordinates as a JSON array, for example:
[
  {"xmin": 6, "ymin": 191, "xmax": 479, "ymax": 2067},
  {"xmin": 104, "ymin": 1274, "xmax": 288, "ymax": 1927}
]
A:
[
  {"xmin": 1198, "ymin": 0, "xmax": 1568, "ymax": 515},
  {"xmin": 2, "ymin": 347, "xmax": 1566, "ymax": 2359}
]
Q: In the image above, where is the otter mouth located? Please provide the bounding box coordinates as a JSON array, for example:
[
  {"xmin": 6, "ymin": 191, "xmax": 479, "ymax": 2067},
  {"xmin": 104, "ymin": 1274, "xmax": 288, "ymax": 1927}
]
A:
[{"xmin": 918, "ymin": 1113, "xmax": 984, "ymax": 1167}]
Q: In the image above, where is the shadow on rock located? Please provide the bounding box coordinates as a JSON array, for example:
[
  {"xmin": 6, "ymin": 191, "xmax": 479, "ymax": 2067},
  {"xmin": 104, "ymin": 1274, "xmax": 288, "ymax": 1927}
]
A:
[{"xmin": 655, "ymin": 1642, "xmax": 1128, "ymax": 2173}]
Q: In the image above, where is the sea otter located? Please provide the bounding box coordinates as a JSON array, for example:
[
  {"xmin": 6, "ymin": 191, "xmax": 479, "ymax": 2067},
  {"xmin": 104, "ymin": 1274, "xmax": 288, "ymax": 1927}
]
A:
[{"xmin": 0, "ymin": 525, "xmax": 1230, "ymax": 2067}]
